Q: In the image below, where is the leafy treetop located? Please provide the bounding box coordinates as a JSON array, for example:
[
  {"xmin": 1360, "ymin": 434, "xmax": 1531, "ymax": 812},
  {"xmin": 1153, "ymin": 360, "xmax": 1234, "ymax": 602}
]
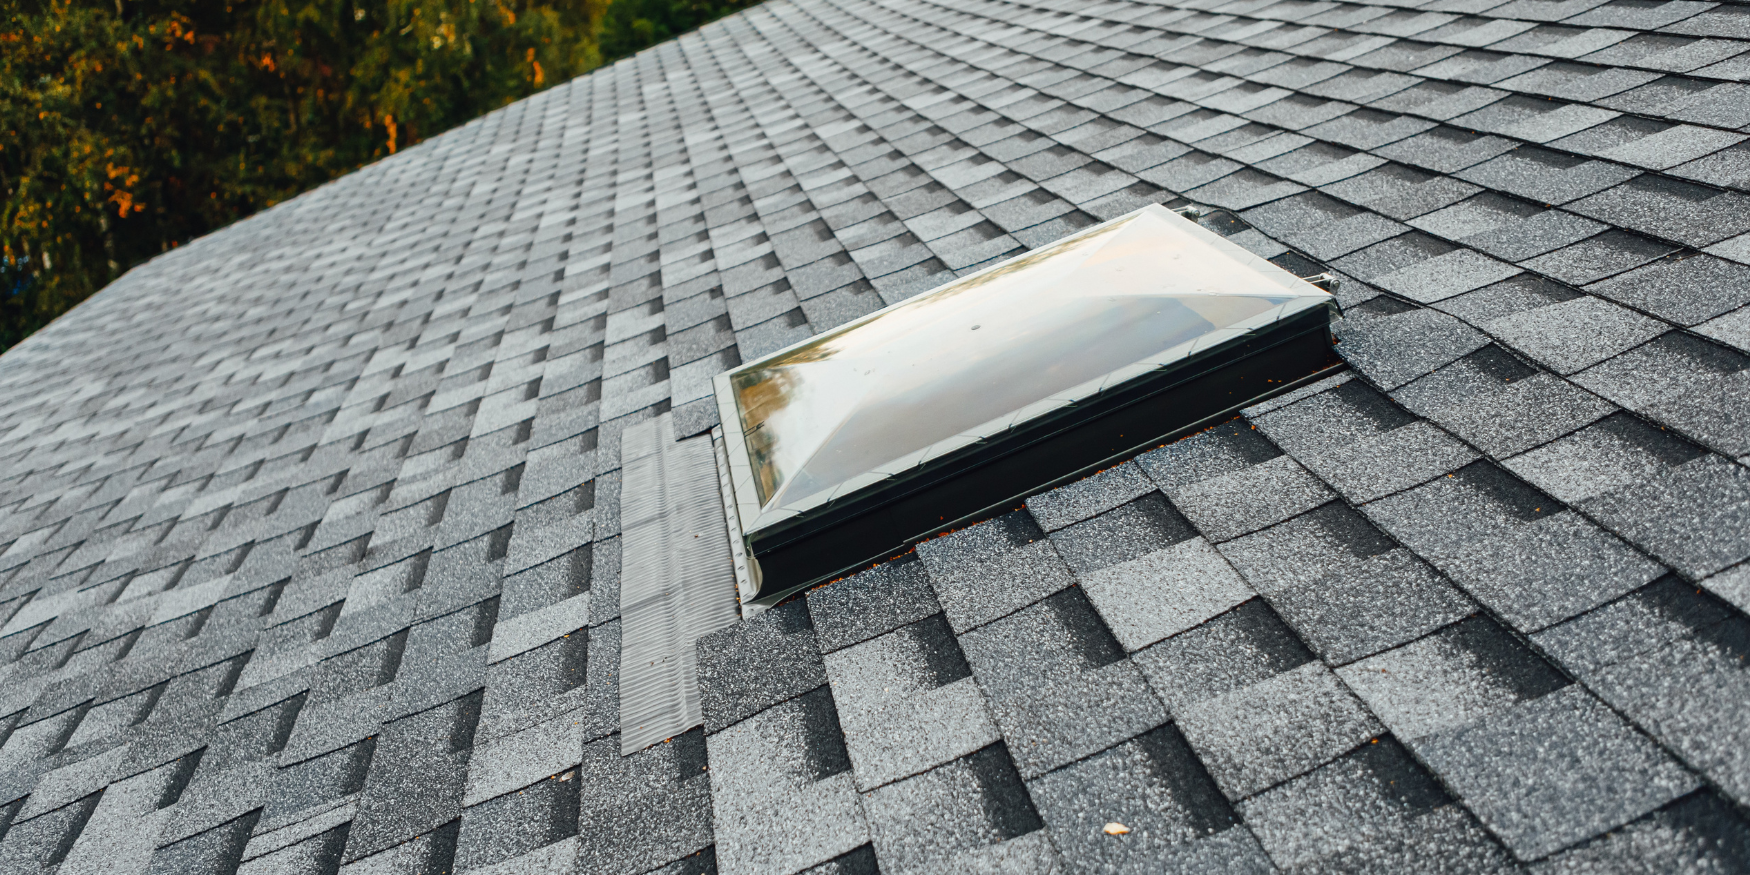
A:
[{"xmin": 0, "ymin": 0, "xmax": 758, "ymax": 351}]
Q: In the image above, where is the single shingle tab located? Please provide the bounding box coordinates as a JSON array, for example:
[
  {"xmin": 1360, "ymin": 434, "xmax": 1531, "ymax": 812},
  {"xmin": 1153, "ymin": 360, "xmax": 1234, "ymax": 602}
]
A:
[
  {"xmin": 1503, "ymin": 411, "xmax": 1705, "ymax": 505},
  {"xmin": 1168, "ymin": 456, "xmax": 1336, "ymax": 543},
  {"xmin": 860, "ymin": 744, "xmax": 1058, "ymax": 875},
  {"xmin": 1413, "ymin": 685, "xmax": 1697, "ymax": 860},
  {"xmin": 1363, "ymin": 460, "xmax": 1662, "ymax": 631},
  {"xmin": 1047, "ymin": 492, "xmax": 1199, "ymax": 575},
  {"xmin": 1338, "ymin": 616, "xmax": 1569, "ymax": 742},
  {"xmin": 346, "ymin": 696, "xmax": 474, "ymax": 861},
  {"xmin": 1457, "ymin": 147, "xmax": 1640, "ymax": 205},
  {"xmin": 1569, "ymin": 175, "xmax": 1750, "ymax": 249},
  {"xmin": 1337, "ymin": 304, "xmax": 1493, "ymax": 396},
  {"xmin": 1376, "ymin": 127, "xmax": 1517, "ymax": 175},
  {"xmin": 1672, "ymin": 142, "xmax": 1750, "ymax": 193},
  {"xmin": 1243, "ymin": 193, "xmax": 1407, "ymax": 259},
  {"xmin": 1582, "ymin": 612, "xmax": 1750, "ymax": 805},
  {"xmin": 453, "ymin": 770, "xmax": 579, "ymax": 872},
  {"xmin": 1078, "ymin": 536, "xmax": 1255, "ymax": 653},
  {"xmin": 1393, "ymin": 345, "xmax": 1616, "ymax": 458},
  {"xmin": 805, "ymin": 554, "xmax": 941, "ymax": 654},
  {"xmin": 1571, "ymin": 330, "xmax": 1750, "ymax": 412},
  {"xmin": 1323, "ymin": 164, "xmax": 1482, "ymax": 222},
  {"xmin": 1221, "ymin": 503, "xmax": 1475, "ymax": 663},
  {"xmin": 1534, "ymin": 791, "xmax": 1750, "ymax": 874},
  {"xmin": 1566, "ymin": 0, "xmax": 1715, "ymax": 31},
  {"xmin": 958, "ymin": 587, "xmax": 1167, "ymax": 778},
  {"xmin": 1132, "ymin": 599, "xmax": 1315, "ymax": 720},
  {"xmin": 707, "ymin": 687, "xmax": 867, "ymax": 875},
  {"xmin": 1028, "ymin": 724, "xmax": 1272, "ymax": 874},
  {"xmin": 1024, "ymin": 461, "xmax": 1155, "ymax": 533},
  {"xmin": 822, "ymin": 613, "xmax": 1000, "ymax": 791},
  {"xmin": 1583, "ymin": 454, "xmax": 1750, "ymax": 580},
  {"xmin": 577, "ymin": 731, "xmax": 714, "ymax": 875},
  {"xmin": 1587, "ymin": 251, "xmax": 1750, "ymax": 326},
  {"xmin": 1237, "ymin": 737, "xmax": 1513, "ymax": 873},
  {"xmin": 1484, "ymin": 295, "xmax": 1667, "ymax": 374},
  {"xmin": 1438, "ymin": 203, "xmax": 1607, "ymax": 264},
  {"xmin": 916, "ymin": 510, "xmax": 1074, "ymax": 634},
  {"xmin": 1174, "ymin": 661, "xmax": 1383, "ymax": 800},
  {"xmin": 1532, "ymin": 574, "xmax": 1731, "ymax": 680},
  {"xmin": 695, "ymin": 598, "xmax": 826, "ymax": 735}
]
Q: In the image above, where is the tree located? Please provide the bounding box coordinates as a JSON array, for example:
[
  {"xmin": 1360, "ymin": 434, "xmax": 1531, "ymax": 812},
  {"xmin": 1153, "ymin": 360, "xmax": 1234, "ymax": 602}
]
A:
[
  {"xmin": 596, "ymin": 0, "xmax": 756, "ymax": 62},
  {"xmin": 1, "ymin": 0, "xmax": 608, "ymax": 350}
]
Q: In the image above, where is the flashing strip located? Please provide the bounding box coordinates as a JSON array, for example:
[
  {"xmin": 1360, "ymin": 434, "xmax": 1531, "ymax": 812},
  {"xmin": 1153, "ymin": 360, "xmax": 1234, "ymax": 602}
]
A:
[
  {"xmin": 711, "ymin": 426, "xmax": 762, "ymax": 617},
  {"xmin": 617, "ymin": 414, "xmax": 741, "ymax": 755}
]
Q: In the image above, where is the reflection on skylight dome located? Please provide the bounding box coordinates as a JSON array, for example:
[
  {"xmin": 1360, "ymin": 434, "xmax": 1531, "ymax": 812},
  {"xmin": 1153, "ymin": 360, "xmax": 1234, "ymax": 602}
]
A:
[{"xmin": 729, "ymin": 204, "xmax": 1325, "ymax": 513}]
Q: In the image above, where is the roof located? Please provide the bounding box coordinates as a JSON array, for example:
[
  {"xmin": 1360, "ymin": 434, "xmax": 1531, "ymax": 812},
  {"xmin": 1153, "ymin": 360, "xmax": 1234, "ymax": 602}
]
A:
[{"xmin": 2, "ymin": 0, "xmax": 1750, "ymax": 870}]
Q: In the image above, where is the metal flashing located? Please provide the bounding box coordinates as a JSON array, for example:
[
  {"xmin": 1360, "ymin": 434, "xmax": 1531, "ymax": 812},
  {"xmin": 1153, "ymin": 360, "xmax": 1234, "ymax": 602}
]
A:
[
  {"xmin": 618, "ymin": 414, "xmax": 743, "ymax": 754},
  {"xmin": 711, "ymin": 425, "xmax": 762, "ymax": 616}
]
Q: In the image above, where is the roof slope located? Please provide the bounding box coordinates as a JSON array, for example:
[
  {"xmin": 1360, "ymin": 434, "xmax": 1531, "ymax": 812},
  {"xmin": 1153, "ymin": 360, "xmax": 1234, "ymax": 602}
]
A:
[{"xmin": 3, "ymin": 0, "xmax": 1750, "ymax": 870}]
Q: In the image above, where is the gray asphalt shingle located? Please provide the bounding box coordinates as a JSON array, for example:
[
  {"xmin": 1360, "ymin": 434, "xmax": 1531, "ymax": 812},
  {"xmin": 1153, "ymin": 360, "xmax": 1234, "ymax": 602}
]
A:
[
  {"xmin": 1413, "ymin": 686, "xmax": 1697, "ymax": 860},
  {"xmin": 1363, "ymin": 461, "xmax": 1663, "ymax": 631},
  {"xmin": 822, "ymin": 614, "xmax": 999, "ymax": 791},
  {"xmin": 4, "ymin": 0, "xmax": 1750, "ymax": 868},
  {"xmin": 958, "ymin": 588, "xmax": 1166, "ymax": 779},
  {"xmin": 1236, "ymin": 738, "xmax": 1513, "ymax": 873},
  {"xmin": 1174, "ymin": 661, "xmax": 1383, "ymax": 800},
  {"xmin": 1028, "ymin": 725, "xmax": 1271, "ymax": 875},
  {"xmin": 914, "ymin": 510, "xmax": 1073, "ymax": 634}
]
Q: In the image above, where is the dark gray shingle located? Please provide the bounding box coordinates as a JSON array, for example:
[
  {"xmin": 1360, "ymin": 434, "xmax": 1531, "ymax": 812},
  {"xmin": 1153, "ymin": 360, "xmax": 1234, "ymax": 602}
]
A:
[{"xmin": 5, "ymin": 0, "xmax": 1750, "ymax": 867}]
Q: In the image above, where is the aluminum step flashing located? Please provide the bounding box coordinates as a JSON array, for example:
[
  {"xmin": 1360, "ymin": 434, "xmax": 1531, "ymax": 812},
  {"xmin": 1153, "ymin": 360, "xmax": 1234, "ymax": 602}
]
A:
[{"xmin": 618, "ymin": 414, "xmax": 742, "ymax": 754}]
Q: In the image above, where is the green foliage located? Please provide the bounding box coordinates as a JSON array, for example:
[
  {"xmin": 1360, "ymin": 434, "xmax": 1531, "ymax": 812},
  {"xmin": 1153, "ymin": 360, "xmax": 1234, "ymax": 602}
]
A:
[
  {"xmin": 596, "ymin": 0, "xmax": 756, "ymax": 61},
  {"xmin": 0, "ymin": 0, "xmax": 611, "ymax": 351}
]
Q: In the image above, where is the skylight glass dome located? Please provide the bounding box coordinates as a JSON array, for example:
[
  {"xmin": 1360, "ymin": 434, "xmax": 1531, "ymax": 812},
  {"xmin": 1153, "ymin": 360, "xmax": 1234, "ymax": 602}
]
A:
[{"xmin": 716, "ymin": 204, "xmax": 1338, "ymax": 601}]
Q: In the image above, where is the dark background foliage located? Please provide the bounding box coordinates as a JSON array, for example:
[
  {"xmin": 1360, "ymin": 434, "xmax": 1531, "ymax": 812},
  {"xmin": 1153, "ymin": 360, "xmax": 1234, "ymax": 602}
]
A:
[
  {"xmin": 0, "ymin": 0, "xmax": 758, "ymax": 351},
  {"xmin": 597, "ymin": 0, "xmax": 749, "ymax": 60}
]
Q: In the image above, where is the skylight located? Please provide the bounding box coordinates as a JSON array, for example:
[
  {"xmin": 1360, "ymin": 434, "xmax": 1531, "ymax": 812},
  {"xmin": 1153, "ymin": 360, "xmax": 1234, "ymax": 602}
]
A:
[{"xmin": 715, "ymin": 204, "xmax": 1338, "ymax": 602}]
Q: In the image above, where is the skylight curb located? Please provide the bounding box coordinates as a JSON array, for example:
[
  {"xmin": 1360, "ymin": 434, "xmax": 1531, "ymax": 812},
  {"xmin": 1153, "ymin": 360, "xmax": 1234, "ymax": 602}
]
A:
[{"xmin": 714, "ymin": 204, "xmax": 1340, "ymax": 602}]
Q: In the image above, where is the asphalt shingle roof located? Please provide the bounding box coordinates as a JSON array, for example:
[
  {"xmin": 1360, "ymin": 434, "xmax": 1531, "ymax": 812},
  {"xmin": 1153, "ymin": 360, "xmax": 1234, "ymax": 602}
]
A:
[{"xmin": 4, "ymin": 0, "xmax": 1750, "ymax": 870}]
